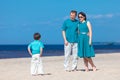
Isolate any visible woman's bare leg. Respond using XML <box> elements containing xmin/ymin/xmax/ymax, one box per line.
<box><xmin>86</xmin><ymin>58</ymin><xmax>96</xmax><ymax>71</ymax></box>
<box><xmin>83</xmin><ymin>58</ymin><xmax>89</xmax><ymax>72</ymax></box>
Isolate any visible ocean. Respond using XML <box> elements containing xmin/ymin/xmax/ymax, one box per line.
<box><xmin>0</xmin><ymin>44</ymin><xmax>120</xmax><ymax>59</ymax></box>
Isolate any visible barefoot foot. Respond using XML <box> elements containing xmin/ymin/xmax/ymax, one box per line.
<box><xmin>92</xmin><ymin>66</ymin><xmax>96</xmax><ymax>71</ymax></box>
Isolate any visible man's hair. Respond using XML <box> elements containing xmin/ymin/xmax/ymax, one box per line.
<box><xmin>33</xmin><ymin>33</ymin><xmax>41</xmax><ymax>40</ymax></box>
<box><xmin>70</xmin><ymin>10</ymin><xmax>77</xmax><ymax>16</ymax></box>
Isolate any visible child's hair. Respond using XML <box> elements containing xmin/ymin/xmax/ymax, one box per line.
<box><xmin>34</xmin><ymin>33</ymin><xmax>41</xmax><ymax>40</ymax></box>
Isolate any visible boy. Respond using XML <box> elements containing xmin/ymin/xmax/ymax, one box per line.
<box><xmin>28</xmin><ymin>32</ymin><xmax>44</xmax><ymax>76</ymax></box>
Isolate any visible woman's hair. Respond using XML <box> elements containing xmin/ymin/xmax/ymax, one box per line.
<box><xmin>78</xmin><ymin>12</ymin><xmax>87</xmax><ymax>21</ymax></box>
<box><xmin>34</xmin><ymin>32</ymin><xmax>41</xmax><ymax>40</ymax></box>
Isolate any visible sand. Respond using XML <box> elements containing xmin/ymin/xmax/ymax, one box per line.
<box><xmin>0</xmin><ymin>52</ymin><xmax>120</xmax><ymax>80</ymax></box>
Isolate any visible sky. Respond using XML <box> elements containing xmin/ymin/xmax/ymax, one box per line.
<box><xmin>0</xmin><ymin>0</ymin><xmax>120</xmax><ymax>44</ymax></box>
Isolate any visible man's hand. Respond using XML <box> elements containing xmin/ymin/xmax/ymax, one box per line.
<box><xmin>65</xmin><ymin>40</ymin><xmax>68</xmax><ymax>46</ymax></box>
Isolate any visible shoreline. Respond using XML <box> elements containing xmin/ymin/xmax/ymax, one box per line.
<box><xmin>0</xmin><ymin>49</ymin><xmax>120</xmax><ymax>59</ymax></box>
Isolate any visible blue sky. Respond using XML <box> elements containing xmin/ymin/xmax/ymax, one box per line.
<box><xmin>0</xmin><ymin>0</ymin><xmax>120</xmax><ymax>44</ymax></box>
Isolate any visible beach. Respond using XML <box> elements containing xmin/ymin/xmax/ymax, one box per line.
<box><xmin>0</xmin><ymin>52</ymin><xmax>120</xmax><ymax>80</ymax></box>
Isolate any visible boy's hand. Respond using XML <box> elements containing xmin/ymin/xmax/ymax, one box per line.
<box><xmin>28</xmin><ymin>47</ymin><xmax>32</xmax><ymax>56</ymax></box>
<box><xmin>40</xmin><ymin>48</ymin><xmax>43</xmax><ymax>57</ymax></box>
<box><xmin>40</xmin><ymin>54</ymin><xmax>42</xmax><ymax>57</ymax></box>
<box><xmin>29</xmin><ymin>52</ymin><xmax>32</xmax><ymax>56</ymax></box>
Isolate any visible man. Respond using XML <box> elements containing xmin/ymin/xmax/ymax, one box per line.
<box><xmin>62</xmin><ymin>10</ymin><xmax>78</xmax><ymax>71</ymax></box>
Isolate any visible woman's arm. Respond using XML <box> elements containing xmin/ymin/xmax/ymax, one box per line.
<box><xmin>87</xmin><ymin>21</ymin><xmax>92</xmax><ymax>45</ymax></box>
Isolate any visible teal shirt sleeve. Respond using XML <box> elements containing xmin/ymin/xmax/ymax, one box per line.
<box><xmin>40</xmin><ymin>42</ymin><xmax>44</xmax><ymax>48</ymax></box>
<box><xmin>28</xmin><ymin>43</ymin><xmax>32</xmax><ymax>48</ymax></box>
<box><xmin>62</xmin><ymin>20</ymin><xmax>67</xmax><ymax>31</ymax></box>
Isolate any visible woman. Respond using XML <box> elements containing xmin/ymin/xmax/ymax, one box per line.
<box><xmin>77</xmin><ymin>12</ymin><xmax>96</xmax><ymax>72</ymax></box>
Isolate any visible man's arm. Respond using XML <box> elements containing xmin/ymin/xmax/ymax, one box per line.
<box><xmin>62</xmin><ymin>31</ymin><xmax>68</xmax><ymax>46</ymax></box>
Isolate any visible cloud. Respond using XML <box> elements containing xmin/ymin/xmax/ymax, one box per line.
<box><xmin>88</xmin><ymin>13</ymin><xmax>120</xmax><ymax>19</ymax></box>
<box><xmin>62</xmin><ymin>13</ymin><xmax>120</xmax><ymax>20</ymax></box>
<box><xmin>37</xmin><ymin>21</ymin><xmax>51</xmax><ymax>25</ymax></box>
<box><xmin>106</xmin><ymin>14</ymin><xmax>113</xmax><ymax>18</ymax></box>
<box><xmin>0</xmin><ymin>23</ymin><xmax>15</xmax><ymax>29</ymax></box>
<box><xmin>92</xmin><ymin>14</ymin><xmax>103</xmax><ymax>19</ymax></box>
<box><xmin>63</xmin><ymin>16</ymin><xmax>69</xmax><ymax>20</ymax></box>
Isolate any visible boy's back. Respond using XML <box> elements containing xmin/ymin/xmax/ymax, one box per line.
<box><xmin>28</xmin><ymin>40</ymin><xmax>44</xmax><ymax>55</ymax></box>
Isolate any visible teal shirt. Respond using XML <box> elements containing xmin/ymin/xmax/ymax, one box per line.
<box><xmin>28</xmin><ymin>40</ymin><xmax>44</xmax><ymax>55</ymax></box>
<box><xmin>62</xmin><ymin>19</ymin><xmax>78</xmax><ymax>43</ymax></box>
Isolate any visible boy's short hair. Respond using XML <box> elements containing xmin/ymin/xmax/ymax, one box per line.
<box><xmin>34</xmin><ymin>33</ymin><xmax>41</xmax><ymax>40</ymax></box>
<box><xmin>70</xmin><ymin>10</ymin><xmax>77</xmax><ymax>16</ymax></box>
